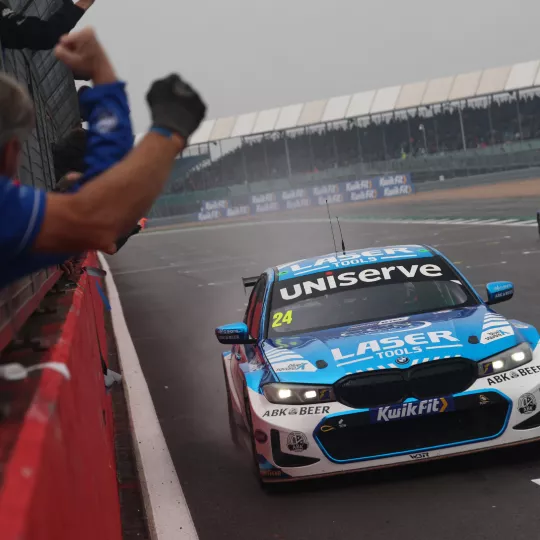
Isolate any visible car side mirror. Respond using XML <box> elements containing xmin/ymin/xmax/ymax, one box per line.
<box><xmin>215</xmin><ymin>322</ymin><xmax>256</xmax><ymax>345</ymax></box>
<box><xmin>486</xmin><ymin>281</ymin><xmax>514</xmax><ymax>305</ymax></box>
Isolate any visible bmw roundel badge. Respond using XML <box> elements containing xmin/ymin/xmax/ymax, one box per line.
<box><xmin>395</xmin><ymin>357</ymin><xmax>410</xmax><ymax>365</ymax></box>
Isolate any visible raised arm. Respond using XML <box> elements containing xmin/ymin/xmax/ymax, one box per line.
<box><xmin>32</xmin><ymin>29</ymin><xmax>206</xmax><ymax>253</ymax></box>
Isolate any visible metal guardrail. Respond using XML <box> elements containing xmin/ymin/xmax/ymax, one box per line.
<box><xmin>0</xmin><ymin>0</ymin><xmax>80</xmax><ymax>354</ymax></box>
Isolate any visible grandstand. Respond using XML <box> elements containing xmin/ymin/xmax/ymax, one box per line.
<box><xmin>147</xmin><ymin>59</ymin><xmax>540</xmax><ymax>218</ymax></box>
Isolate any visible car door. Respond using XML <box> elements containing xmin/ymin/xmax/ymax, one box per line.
<box><xmin>232</xmin><ymin>275</ymin><xmax>267</xmax><ymax>404</ymax></box>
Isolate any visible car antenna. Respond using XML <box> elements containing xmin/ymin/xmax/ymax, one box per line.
<box><xmin>336</xmin><ymin>216</ymin><xmax>347</xmax><ymax>255</ymax></box>
<box><xmin>325</xmin><ymin>199</ymin><xmax>338</xmax><ymax>256</ymax></box>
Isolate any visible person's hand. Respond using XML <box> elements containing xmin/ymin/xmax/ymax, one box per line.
<box><xmin>54</xmin><ymin>28</ymin><xmax>116</xmax><ymax>85</ymax></box>
<box><xmin>146</xmin><ymin>75</ymin><xmax>206</xmax><ymax>140</ymax></box>
<box><xmin>74</xmin><ymin>0</ymin><xmax>95</xmax><ymax>11</ymax></box>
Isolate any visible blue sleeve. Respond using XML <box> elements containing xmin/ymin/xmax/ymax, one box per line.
<box><xmin>0</xmin><ymin>181</ymin><xmax>46</xmax><ymax>257</ymax></box>
<box><xmin>78</xmin><ymin>81</ymin><xmax>134</xmax><ymax>185</ymax></box>
<box><xmin>0</xmin><ymin>181</ymin><xmax>71</xmax><ymax>289</ymax></box>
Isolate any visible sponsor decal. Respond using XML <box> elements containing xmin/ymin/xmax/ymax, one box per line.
<box><xmin>317</xmin><ymin>194</ymin><xmax>343</xmax><ymax>205</ymax></box>
<box><xmin>218</xmin><ymin>335</ymin><xmax>241</xmax><ymax>342</ymax></box>
<box><xmin>273</xmin><ymin>361</ymin><xmax>317</xmax><ymax>373</ymax></box>
<box><xmin>518</xmin><ymin>393</ymin><xmax>537</xmax><ymax>414</ymax></box>
<box><xmin>281</xmin><ymin>188</ymin><xmax>307</xmax><ymax>200</ymax></box>
<box><xmin>370</xmin><ymin>397</ymin><xmax>454</xmax><ymax>423</ymax></box>
<box><xmin>409</xmin><ymin>452</ymin><xmax>429</xmax><ymax>460</ymax></box>
<box><xmin>260</xmin><ymin>469</ymin><xmax>284</xmax><ymax>477</ymax></box>
<box><xmin>226</xmin><ymin>205</ymin><xmax>250</xmax><ymax>218</ymax></box>
<box><xmin>486</xmin><ymin>371</ymin><xmax>520</xmax><ymax>385</ymax></box>
<box><xmin>350</xmin><ymin>189</ymin><xmax>378</xmax><ymax>202</ymax></box>
<box><xmin>331</xmin><ymin>330</ymin><xmax>459</xmax><ymax>363</ymax></box>
<box><xmin>480</xmin><ymin>326</ymin><xmax>514</xmax><ymax>345</ymax></box>
<box><xmin>197</xmin><ymin>209</ymin><xmax>221</xmax><ymax>221</ymax></box>
<box><xmin>517</xmin><ymin>365</ymin><xmax>540</xmax><ymax>377</ymax></box>
<box><xmin>341</xmin><ymin>319</ymin><xmax>434</xmax><ymax>337</ymax></box>
<box><xmin>262</xmin><ymin>405</ymin><xmax>330</xmax><ymax>418</ymax></box>
<box><xmin>286</xmin><ymin>432</ymin><xmax>309</xmax><ymax>452</ymax></box>
<box><xmin>251</xmin><ymin>193</ymin><xmax>276</xmax><ymax>204</ymax></box>
<box><xmin>272</xmin><ymin>337</ymin><xmax>308</xmax><ymax>349</ymax></box>
<box><xmin>320</xmin><ymin>424</ymin><xmax>335</xmax><ymax>432</ymax></box>
<box><xmin>313</xmin><ymin>184</ymin><xmax>339</xmax><ymax>196</ymax></box>
<box><xmin>282</xmin><ymin>247</ymin><xmax>417</xmax><ymax>274</ymax></box>
<box><xmin>345</xmin><ymin>180</ymin><xmax>373</xmax><ymax>191</ymax></box>
<box><xmin>285</xmin><ymin>198</ymin><xmax>311</xmax><ymax>210</ymax></box>
<box><xmin>257</xmin><ymin>454</ymin><xmax>290</xmax><ymax>478</ymax></box>
<box><xmin>378</xmin><ymin>175</ymin><xmax>408</xmax><ymax>187</ymax></box>
<box><xmin>395</xmin><ymin>357</ymin><xmax>410</xmax><ymax>365</ymax></box>
<box><xmin>492</xmin><ymin>291</ymin><xmax>512</xmax><ymax>300</ymax></box>
<box><xmin>318</xmin><ymin>388</ymin><xmax>332</xmax><ymax>401</ymax></box>
<box><xmin>490</xmin><ymin>283</ymin><xmax>513</xmax><ymax>293</ymax></box>
<box><xmin>95</xmin><ymin>111</ymin><xmax>118</xmax><ymax>134</ymax></box>
<box><xmin>383</xmin><ymin>185</ymin><xmax>412</xmax><ymax>197</ymax></box>
<box><xmin>203</xmin><ymin>199</ymin><xmax>228</xmax><ymax>211</ymax></box>
<box><xmin>254</xmin><ymin>201</ymin><xmax>280</xmax><ymax>213</ymax></box>
<box><xmin>279</xmin><ymin>263</ymin><xmax>443</xmax><ymax>302</ymax></box>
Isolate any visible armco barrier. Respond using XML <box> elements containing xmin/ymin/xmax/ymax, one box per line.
<box><xmin>0</xmin><ymin>252</ymin><xmax>122</xmax><ymax>540</ymax></box>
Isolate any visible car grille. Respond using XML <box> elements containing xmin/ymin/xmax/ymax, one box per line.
<box><xmin>334</xmin><ymin>358</ymin><xmax>477</xmax><ymax>409</ymax></box>
<box><xmin>316</xmin><ymin>392</ymin><xmax>509</xmax><ymax>462</ymax></box>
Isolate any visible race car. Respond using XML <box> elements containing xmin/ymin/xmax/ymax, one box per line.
<box><xmin>215</xmin><ymin>244</ymin><xmax>540</xmax><ymax>487</ymax></box>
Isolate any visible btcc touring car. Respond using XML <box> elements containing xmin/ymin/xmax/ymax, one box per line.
<box><xmin>215</xmin><ymin>244</ymin><xmax>540</xmax><ymax>486</ymax></box>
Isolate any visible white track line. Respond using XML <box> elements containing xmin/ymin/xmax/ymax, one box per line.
<box><xmin>99</xmin><ymin>253</ymin><xmax>199</xmax><ymax>540</ymax></box>
<box><xmin>143</xmin><ymin>217</ymin><xmax>538</xmax><ymax>235</ymax></box>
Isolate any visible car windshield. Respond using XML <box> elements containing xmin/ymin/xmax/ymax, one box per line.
<box><xmin>268</xmin><ymin>256</ymin><xmax>478</xmax><ymax>337</ymax></box>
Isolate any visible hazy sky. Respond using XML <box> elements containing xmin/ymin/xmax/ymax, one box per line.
<box><xmin>78</xmin><ymin>0</ymin><xmax>540</xmax><ymax>133</ymax></box>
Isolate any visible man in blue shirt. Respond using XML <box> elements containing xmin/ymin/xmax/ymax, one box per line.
<box><xmin>0</xmin><ymin>28</ymin><xmax>206</xmax><ymax>288</ymax></box>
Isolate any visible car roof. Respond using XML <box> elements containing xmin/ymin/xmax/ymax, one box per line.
<box><xmin>274</xmin><ymin>244</ymin><xmax>437</xmax><ymax>280</ymax></box>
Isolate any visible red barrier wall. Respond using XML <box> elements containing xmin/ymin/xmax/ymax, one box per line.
<box><xmin>0</xmin><ymin>253</ymin><xmax>122</xmax><ymax>540</ymax></box>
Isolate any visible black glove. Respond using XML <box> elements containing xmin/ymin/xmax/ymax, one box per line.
<box><xmin>146</xmin><ymin>74</ymin><xmax>206</xmax><ymax>139</ymax></box>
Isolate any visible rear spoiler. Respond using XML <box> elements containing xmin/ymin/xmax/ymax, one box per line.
<box><xmin>242</xmin><ymin>276</ymin><xmax>258</xmax><ymax>294</ymax></box>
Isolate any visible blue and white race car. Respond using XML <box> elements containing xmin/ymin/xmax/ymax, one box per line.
<box><xmin>215</xmin><ymin>245</ymin><xmax>540</xmax><ymax>486</ymax></box>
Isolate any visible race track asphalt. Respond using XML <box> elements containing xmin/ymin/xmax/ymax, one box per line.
<box><xmin>107</xmin><ymin>198</ymin><xmax>540</xmax><ymax>540</ymax></box>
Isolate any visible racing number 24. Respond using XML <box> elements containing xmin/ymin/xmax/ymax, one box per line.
<box><xmin>272</xmin><ymin>310</ymin><xmax>293</xmax><ymax>328</ymax></box>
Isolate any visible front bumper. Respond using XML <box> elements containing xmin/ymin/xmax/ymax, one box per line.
<box><xmin>249</xmin><ymin>352</ymin><xmax>540</xmax><ymax>481</ymax></box>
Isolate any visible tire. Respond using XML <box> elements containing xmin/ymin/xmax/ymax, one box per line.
<box><xmin>243</xmin><ymin>386</ymin><xmax>287</xmax><ymax>494</ymax></box>
<box><xmin>222</xmin><ymin>361</ymin><xmax>240</xmax><ymax>446</ymax></box>
<box><xmin>243</xmin><ymin>387</ymin><xmax>268</xmax><ymax>486</ymax></box>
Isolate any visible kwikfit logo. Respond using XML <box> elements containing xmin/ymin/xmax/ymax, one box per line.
<box><xmin>370</xmin><ymin>397</ymin><xmax>454</xmax><ymax>423</ymax></box>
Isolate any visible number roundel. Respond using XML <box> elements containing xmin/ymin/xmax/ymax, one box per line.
<box><xmin>272</xmin><ymin>310</ymin><xmax>293</xmax><ymax>328</ymax></box>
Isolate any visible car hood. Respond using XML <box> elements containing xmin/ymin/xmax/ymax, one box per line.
<box><xmin>261</xmin><ymin>306</ymin><xmax>532</xmax><ymax>385</ymax></box>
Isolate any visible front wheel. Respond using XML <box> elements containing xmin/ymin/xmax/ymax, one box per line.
<box><xmin>222</xmin><ymin>361</ymin><xmax>240</xmax><ymax>446</ymax></box>
<box><xmin>243</xmin><ymin>386</ymin><xmax>284</xmax><ymax>494</ymax></box>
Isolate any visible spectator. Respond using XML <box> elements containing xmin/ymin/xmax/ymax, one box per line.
<box><xmin>0</xmin><ymin>27</ymin><xmax>206</xmax><ymax>288</ymax></box>
<box><xmin>0</xmin><ymin>0</ymin><xmax>95</xmax><ymax>50</ymax></box>
<box><xmin>53</xmin><ymin>127</ymin><xmax>88</xmax><ymax>180</ymax></box>
<box><xmin>53</xmin><ymin>85</ymin><xmax>97</xmax><ymax>180</ymax></box>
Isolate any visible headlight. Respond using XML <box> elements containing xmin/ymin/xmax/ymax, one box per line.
<box><xmin>478</xmin><ymin>343</ymin><xmax>533</xmax><ymax>377</ymax></box>
<box><xmin>262</xmin><ymin>383</ymin><xmax>336</xmax><ymax>405</ymax></box>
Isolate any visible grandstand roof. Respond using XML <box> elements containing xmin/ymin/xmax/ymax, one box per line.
<box><xmin>181</xmin><ymin>59</ymin><xmax>540</xmax><ymax>146</ymax></box>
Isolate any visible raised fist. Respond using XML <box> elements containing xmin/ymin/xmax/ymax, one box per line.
<box><xmin>146</xmin><ymin>74</ymin><xmax>206</xmax><ymax>140</ymax></box>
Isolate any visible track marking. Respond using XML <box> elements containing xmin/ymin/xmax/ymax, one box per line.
<box><xmin>143</xmin><ymin>216</ymin><xmax>539</xmax><ymax>236</ymax></box>
<box><xmin>465</xmin><ymin>261</ymin><xmax>507</xmax><ymax>269</ymax></box>
<box><xmin>531</xmin><ymin>478</ymin><xmax>540</xmax><ymax>487</ymax></box>
<box><xmin>99</xmin><ymin>253</ymin><xmax>199</xmax><ymax>540</ymax></box>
